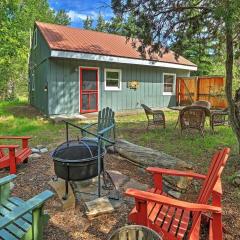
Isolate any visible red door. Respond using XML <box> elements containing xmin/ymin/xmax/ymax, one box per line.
<box><xmin>80</xmin><ymin>67</ymin><xmax>98</xmax><ymax>113</ymax></box>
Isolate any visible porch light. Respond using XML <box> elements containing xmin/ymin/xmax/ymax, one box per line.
<box><xmin>44</xmin><ymin>84</ymin><xmax>48</xmax><ymax>92</ymax></box>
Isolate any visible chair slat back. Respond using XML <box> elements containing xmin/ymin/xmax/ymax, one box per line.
<box><xmin>0</xmin><ymin>149</ymin><xmax>4</xmax><ymax>158</ymax></box>
<box><xmin>189</xmin><ymin>148</ymin><xmax>230</xmax><ymax>236</ymax></box>
<box><xmin>141</xmin><ymin>104</ymin><xmax>153</xmax><ymax>116</ymax></box>
<box><xmin>192</xmin><ymin>100</ymin><xmax>211</xmax><ymax>109</ymax></box>
<box><xmin>180</xmin><ymin>106</ymin><xmax>206</xmax><ymax>129</ymax></box>
<box><xmin>97</xmin><ymin>107</ymin><xmax>115</xmax><ymax>139</ymax></box>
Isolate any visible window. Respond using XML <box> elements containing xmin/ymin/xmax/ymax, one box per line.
<box><xmin>163</xmin><ymin>73</ymin><xmax>176</xmax><ymax>95</ymax></box>
<box><xmin>104</xmin><ymin>69</ymin><xmax>122</xmax><ymax>91</ymax></box>
<box><xmin>33</xmin><ymin>28</ymin><xmax>37</xmax><ymax>48</ymax></box>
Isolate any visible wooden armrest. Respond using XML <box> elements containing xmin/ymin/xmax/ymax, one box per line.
<box><xmin>82</xmin><ymin>123</ymin><xmax>97</xmax><ymax>130</ymax></box>
<box><xmin>146</xmin><ymin>167</ymin><xmax>206</xmax><ymax>180</ymax></box>
<box><xmin>0</xmin><ymin>145</ymin><xmax>19</xmax><ymax>149</ymax></box>
<box><xmin>0</xmin><ymin>136</ymin><xmax>31</xmax><ymax>140</ymax></box>
<box><xmin>98</xmin><ymin>124</ymin><xmax>115</xmax><ymax>135</ymax></box>
<box><xmin>0</xmin><ymin>175</ymin><xmax>16</xmax><ymax>186</ymax></box>
<box><xmin>0</xmin><ymin>190</ymin><xmax>54</xmax><ymax>229</ymax></box>
<box><xmin>125</xmin><ymin>189</ymin><xmax>221</xmax><ymax>213</ymax></box>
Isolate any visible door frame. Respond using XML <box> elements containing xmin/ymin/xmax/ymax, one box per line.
<box><xmin>79</xmin><ymin>66</ymin><xmax>100</xmax><ymax>114</ymax></box>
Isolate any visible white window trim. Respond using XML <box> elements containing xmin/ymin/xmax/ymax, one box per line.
<box><xmin>104</xmin><ymin>68</ymin><xmax>122</xmax><ymax>91</ymax></box>
<box><xmin>33</xmin><ymin>28</ymin><xmax>37</xmax><ymax>49</ymax></box>
<box><xmin>163</xmin><ymin>73</ymin><xmax>176</xmax><ymax>95</ymax></box>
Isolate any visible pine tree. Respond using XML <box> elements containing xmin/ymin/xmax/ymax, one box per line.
<box><xmin>95</xmin><ymin>14</ymin><xmax>107</xmax><ymax>32</ymax></box>
<box><xmin>83</xmin><ymin>16</ymin><xmax>93</xmax><ymax>30</ymax></box>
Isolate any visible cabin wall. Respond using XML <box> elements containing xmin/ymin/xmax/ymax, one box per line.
<box><xmin>48</xmin><ymin>58</ymin><xmax>190</xmax><ymax>115</ymax></box>
<box><xmin>29</xmin><ymin>26</ymin><xmax>51</xmax><ymax>114</ymax></box>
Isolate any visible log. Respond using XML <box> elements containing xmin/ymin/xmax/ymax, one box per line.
<box><xmin>113</xmin><ymin>139</ymin><xmax>193</xmax><ymax>192</ymax></box>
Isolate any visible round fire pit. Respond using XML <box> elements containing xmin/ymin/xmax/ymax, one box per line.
<box><xmin>52</xmin><ymin>139</ymin><xmax>106</xmax><ymax>199</ymax></box>
<box><xmin>52</xmin><ymin>139</ymin><xmax>106</xmax><ymax>181</ymax></box>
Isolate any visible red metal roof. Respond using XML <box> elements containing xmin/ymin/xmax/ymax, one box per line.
<box><xmin>36</xmin><ymin>21</ymin><xmax>196</xmax><ymax>67</ymax></box>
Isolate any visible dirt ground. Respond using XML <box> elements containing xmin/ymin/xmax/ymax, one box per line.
<box><xmin>1</xmin><ymin>151</ymin><xmax>240</xmax><ymax>239</ymax></box>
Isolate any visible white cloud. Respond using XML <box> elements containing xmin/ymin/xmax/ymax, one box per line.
<box><xmin>67</xmin><ymin>9</ymin><xmax>113</xmax><ymax>23</ymax></box>
<box><xmin>67</xmin><ymin>10</ymin><xmax>89</xmax><ymax>21</ymax></box>
<box><xmin>67</xmin><ymin>10</ymin><xmax>101</xmax><ymax>23</ymax></box>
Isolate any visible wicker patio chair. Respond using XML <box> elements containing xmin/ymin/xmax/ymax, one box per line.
<box><xmin>210</xmin><ymin>108</ymin><xmax>229</xmax><ymax>131</ymax></box>
<box><xmin>141</xmin><ymin>104</ymin><xmax>166</xmax><ymax>129</ymax></box>
<box><xmin>192</xmin><ymin>100</ymin><xmax>211</xmax><ymax>117</ymax></box>
<box><xmin>180</xmin><ymin>105</ymin><xmax>206</xmax><ymax>136</ymax></box>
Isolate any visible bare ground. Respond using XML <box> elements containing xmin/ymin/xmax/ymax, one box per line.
<box><xmin>1</xmin><ymin>150</ymin><xmax>239</xmax><ymax>240</ymax></box>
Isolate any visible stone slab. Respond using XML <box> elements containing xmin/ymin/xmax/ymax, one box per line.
<box><xmin>85</xmin><ymin>196</ymin><xmax>114</xmax><ymax>219</ymax></box>
<box><xmin>40</xmin><ymin>147</ymin><xmax>48</xmax><ymax>153</ymax></box>
<box><xmin>31</xmin><ymin>148</ymin><xmax>40</xmax><ymax>153</ymax></box>
<box><xmin>108</xmin><ymin>170</ymin><xmax>129</xmax><ymax>188</ymax></box>
<box><xmin>122</xmin><ymin>178</ymin><xmax>148</xmax><ymax>192</ymax></box>
<box><xmin>49</xmin><ymin>178</ymin><xmax>75</xmax><ymax>210</ymax></box>
<box><xmin>29</xmin><ymin>153</ymin><xmax>41</xmax><ymax>159</ymax></box>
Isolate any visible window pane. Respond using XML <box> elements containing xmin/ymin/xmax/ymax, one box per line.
<box><xmin>106</xmin><ymin>71</ymin><xmax>119</xmax><ymax>79</ymax></box>
<box><xmin>82</xmin><ymin>70</ymin><xmax>97</xmax><ymax>90</ymax></box>
<box><xmin>106</xmin><ymin>79</ymin><xmax>119</xmax><ymax>87</ymax></box>
<box><xmin>89</xmin><ymin>94</ymin><xmax>97</xmax><ymax>110</ymax></box>
<box><xmin>164</xmin><ymin>84</ymin><xmax>173</xmax><ymax>92</ymax></box>
<box><xmin>82</xmin><ymin>94</ymin><xmax>88</xmax><ymax>110</ymax></box>
<box><xmin>164</xmin><ymin>74</ymin><xmax>174</xmax><ymax>92</ymax></box>
<box><xmin>164</xmin><ymin>75</ymin><xmax>174</xmax><ymax>84</ymax></box>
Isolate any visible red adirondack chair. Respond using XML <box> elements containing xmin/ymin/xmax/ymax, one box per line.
<box><xmin>125</xmin><ymin>148</ymin><xmax>230</xmax><ymax>240</ymax></box>
<box><xmin>0</xmin><ymin>136</ymin><xmax>32</xmax><ymax>174</ymax></box>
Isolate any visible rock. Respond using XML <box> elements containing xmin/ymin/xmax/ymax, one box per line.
<box><xmin>49</xmin><ymin>178</ymin><xmax>75</xmax><ymax>210</ymax></box>
<box><xmin>108</xmin><ymin>170</ymin><xmax>129</xmax><ymax>188</ymax></box>
<box><xmin>85</xmin><ymin>196</ymin><xmax>114</xmax><ymax>219</ymax></box>
<box><xmin>10</xmin><ymin>182</ymin><xmax>14</xmax><ymax>190</ymax></box>
<box><xmin>31</xmin><ymin>148</ymin><xmax>40</xmax><ymax>153</ymax></box>
<box><xmin>168</xmin><ymin>190</ymin><xmax>181</xmax><ymax>199</ymax></box>
<box><xmin>123</xmin><ymin>178</ymin><xmax>148</xmax><ymax>192</ymax></box>
<box><xmin>233</xmin><ymin>177</ymin><xmax>240</xmax><ymax>186</ymax></box>
<box><xmin>114</xmin><ymin>139</ymin><xmax>193</xmax><ymax>192</ymax></box>
<box><xmin>29</xmin><ymin>153</ymin><xmax>41</xmax><ymax>159</ymax></box>
<box><xmin>107</xmin><ymin>146</ymin><xmax>116</xmax><ymax>154</ymax></box>
<box><xmin>40</xmin><ymin>148</ymin><xmax>48</xmax><ymax>153</ymax></box>
<box><xmin>36</xmin><ymin>145</ymin><xmax>44</xmax><ymax>149</ymax></box>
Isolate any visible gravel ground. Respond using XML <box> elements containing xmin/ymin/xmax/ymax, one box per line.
<box><xmin>1</xmin><ymin>152</ymin><xmax>239</xmax><ymax>239</ymax></box>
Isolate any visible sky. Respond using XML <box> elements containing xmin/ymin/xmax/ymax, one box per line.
<box><xmin>48</xmin><ymin>0</ymin><xmax>113</xmax><ymax>28</ymax></box>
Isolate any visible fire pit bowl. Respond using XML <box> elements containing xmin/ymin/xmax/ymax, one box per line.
<box><xmin>52</xmin><ymin>139</ymin><xmax>106</xmax><ymax>182</ymax></box>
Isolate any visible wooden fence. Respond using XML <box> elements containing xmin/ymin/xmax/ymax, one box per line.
<box><xmin>176</xmin><ymin>76</ymin><xmax>227</xmax><ymax>109</ymax></box>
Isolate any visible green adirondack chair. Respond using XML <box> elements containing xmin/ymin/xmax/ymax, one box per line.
<box><xmin>81</xmin><ymin>107</ymin><xmax>116</xmax><ymax>145</ymax></box>
<box><xmin>0</xmin><ymin>175</ymin><xmax>54</xmax><ymax>240</ymax></box>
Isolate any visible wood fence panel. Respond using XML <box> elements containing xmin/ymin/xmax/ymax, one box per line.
<box><xmin>177</xmin><ymin>76</ymin><xmax>227</xmax><ymax>109</ymax></box>
<box><xmin>177</xmin><ymin>77</ymin><xmax>197</xmax><ymax>106</ymax></box>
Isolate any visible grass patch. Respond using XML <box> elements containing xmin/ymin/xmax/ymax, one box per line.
<box><xmin>0</xmin><ymin>101</ymin><xmax>239</xmax><ymax>238</ymax></box>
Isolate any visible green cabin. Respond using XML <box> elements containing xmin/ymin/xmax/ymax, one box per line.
<box><xmin>29</xmin><ymin>22</ymin><xmax>197</xmax><ymax>116</ymax></box>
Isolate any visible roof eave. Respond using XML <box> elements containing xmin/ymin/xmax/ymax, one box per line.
<box><xmin>50</xmin><ymin>50</ymin><xmax>198</xmax><ymax>71</ymax></box>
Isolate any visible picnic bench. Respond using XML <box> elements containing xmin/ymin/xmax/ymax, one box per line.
<box><xmin>125</xmin><ymin>147</ymin><xmax>230</xmax><ymax>240</ymax></box>
<box><xmin>0</xmin><ymin>136</ymin><xmax>32</xmax><ymax>174</ymax></box>
<box><xmin>0</xmin><ymin>175</ymin><xmax>54</xmax><ymax>240</ymax></box>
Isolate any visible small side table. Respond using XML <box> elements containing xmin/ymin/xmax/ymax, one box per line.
<box><xmin>169</xmin><ymin>106</ymin><xmax>186</xmax><ymax>128</ymax></box>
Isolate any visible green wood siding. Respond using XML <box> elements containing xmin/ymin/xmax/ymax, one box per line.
<box><xmin>29</xmin><ymin>26</ymin><xmax>51</xmax><ymax>114</ymax></box>
<box><xmin>29</xmin><ymin>25</ymin><xmax>191</xmax><ymax>115</ymax></box>
<box><xmin>47</xmin><ymin>58</ymin><xmax>190</xmax><ymax>115</ymax></box>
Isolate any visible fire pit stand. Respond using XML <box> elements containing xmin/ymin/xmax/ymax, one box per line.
<box><xmin>52</xmin><ymin>121</ymin><xmax>118</xmax><ymax>200</ymax></box>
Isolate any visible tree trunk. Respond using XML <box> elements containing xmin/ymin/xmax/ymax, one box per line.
<box><xmin>114</xmin><ymin>139</ymin><xmax>193</xmax><ymax>192</ymax></box>
<box><xmin>225</xmin><ymin>21</ymin><xmax>240</xmax><ymax>153</ymax></box>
